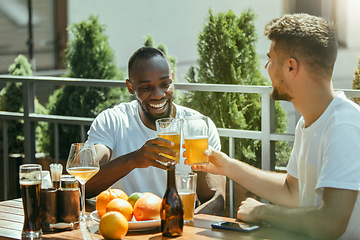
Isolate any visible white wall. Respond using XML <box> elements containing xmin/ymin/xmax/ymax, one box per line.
<box><xmin>68</xmin><ymin>0</ymin><xmax>283</xmax><ymax>82</ymax></box>
<box><xmin>335</xmin><ymin>0</ymin><xmax>360</xmax><ymax>49</ymax></box>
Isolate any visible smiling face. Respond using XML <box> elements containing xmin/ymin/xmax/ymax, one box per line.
<box><xmin>265</xmin><ymin>41</ymin><xmax>293</xmax><ymax>102</ymax></box>
<box><xmin>126</xmin><ymin>55</ymin><xmax>175</xmax><ymax>129</ymax></box>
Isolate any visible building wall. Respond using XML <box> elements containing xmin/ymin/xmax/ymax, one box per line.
<box><xmin>335</xmin><ymin>0</ymin><xmax>360</xmax><ymax>49</ymax></box>
<box><xmin>0</xmin><ymin>0</ymin><xmax>55</xmax><ymax>73</ymax></box>
<box><xmin>67</xmin><ymin>0</ymin><xmax>284</xmax><ymax>82</ymax></box>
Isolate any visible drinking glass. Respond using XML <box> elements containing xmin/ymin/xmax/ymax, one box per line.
<box><xmin>155</xmin><ymin>118</ymin><xmax>182</xmax><ymax>163</ymax></box>
<box><xmin>175</xmin><ymin>171</ymin><xmax>197</xmax><ymax>222</ymax></box>
<box><xmin>19</xmin><ymin>164</ymin><xmax>43</xmax><ymax>238</ymax></box>
<box><xmin>66</xmin><ymin>143</ymin><xmax>99</xmax><ymax>221</ymax></box>
<box><xmin>182</xmin><ymin>115</ymin><xmax>209</xmax><ymax>165</ymax></box>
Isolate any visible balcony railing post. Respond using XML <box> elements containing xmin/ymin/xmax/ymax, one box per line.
<box><xmin>229</xmin><ymin>137</ymin><xmax>235</xmax><ymax>218</ymax></box>
<box><xmin>270</xmin><ymin>98</ymin><xmax>276</xmax><ymax>171</ymax></box>
<box><xmin>81</xmin><ymin>125</ymin><xmax>85</xmax><ymax>143</ymax></box>
<box><xmin>2</xmin><ymin>120</ymin><xmax>8</xmax><ymax>200</ymax></box>
<box><xmin>55</xmin><ymin>123</ymin><xmax>59</xmax><ymax>163</ymax></box>
<box><xmin>23</xmin><ymin>82</ymin><xmax>36</xmax><ymax>163</ymax></box>
<box><xmin>261</xmin><ymin>92</ymin><xmax>271</xmax><ymax>171</ymax></box>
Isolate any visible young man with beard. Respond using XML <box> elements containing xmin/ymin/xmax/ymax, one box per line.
<box><xmin>86</xmin><ymin>47</ymin><xmax>226</xmax><ymax>216</ymax></box>
<box><xmin>190</xmin><ymin>13</ymin><xmax>360</xmax><ymax>239</ymax></box>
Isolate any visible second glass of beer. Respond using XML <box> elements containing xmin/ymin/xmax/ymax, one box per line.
<box><xmin>155</xmin><ymin>118</ymin><xmax>181</xmax><ymax>163</ymax></box>
<box><xmin>19</xmin><ymin>164</ymin><xmax>43</xmax><ymax>238</ymax></box>
<box><xmin>176</xmin><ymin>171</ymin><xmax>197</xmax><ymax>222</ymax></box>
<box><xmin>183</xmin><ymin>115</ymin><xmax>209</xmax><ymax>165</ymax></box>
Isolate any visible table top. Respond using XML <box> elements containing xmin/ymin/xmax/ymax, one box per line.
<box><xmin>0</xmin><ymin>198</ymin><xmax>312</xmax><ymax>240</ymax></box>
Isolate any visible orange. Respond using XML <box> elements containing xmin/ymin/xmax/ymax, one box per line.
<box><xmin>99</xmin><ymin>211</ymin><xmax>128</xmax><ymax>239</ymax></box>
<box><xmin>106</xmin><ymin>198</ymin><xmax>133</xmax><ymax>221</ymax></box>
<box><xmin>96</xmin><ymin>189</ymin><xmax>128</xmax><ymax>217</ymax></box>
<box><xmin>127</xmin><ymin>192</ymin><xmax>143</xmax><ymax>208</ymax></box>
<box><xmin>133</xmin><ymin>193</ymin><xmax>162</xmax><ymax>221</ymax></box>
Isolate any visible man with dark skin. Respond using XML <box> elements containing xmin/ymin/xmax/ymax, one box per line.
<box><xmin>86</xmin><ymin>47</ymin><xmax>226</xmax><ymax>215</ymax></box>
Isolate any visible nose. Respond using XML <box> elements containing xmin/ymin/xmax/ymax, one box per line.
<box><xmin>264</xmin><ymin>61</ymin><xmax>269</xmax><ymax>70</ymax></box>
<box><xmin>152</xmin><ymin>86</ymin><xmax>166</xmax><ymax>99</ymax></box>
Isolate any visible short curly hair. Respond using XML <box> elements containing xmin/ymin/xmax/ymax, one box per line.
<box><xmin>264</xmin><ymin>13</ymin><xmax>338</xmax><ymax>77</ymax></box>
<box><xmin>128</xmin><ymin>47</ymin><xmax>167</xmax><ymax>79</ymax></box>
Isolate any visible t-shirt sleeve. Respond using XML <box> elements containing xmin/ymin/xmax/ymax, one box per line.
<box><xmin>316</xmin><ymin>124</ymin><xmax>360</xmax><ymax>192</ymax></box>
<box><xmin>286</xmin><ymin>149</ymin><xmax>298</xmax><ymax>179</ymax></box>
<box><xmin>286</xmin><ymin>119</ymin><xmax>303</xmax><ymax>179</ymax></box>
<box><xmin>87</xmin><ymin>110</ymin><xmax>116</xmax><ymax>150</ymax></box>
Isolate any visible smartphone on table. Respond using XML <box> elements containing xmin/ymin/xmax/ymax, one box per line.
<box><xmin>211</xmin><ymin>221</ymin><xmax>259</xmax><ymax>232</ymax></box>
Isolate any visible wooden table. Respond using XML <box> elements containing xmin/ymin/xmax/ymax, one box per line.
<box><xmin>0</xmin><ymin>198</ymin><xmax>312</xmax><ymax>240</ymax></box>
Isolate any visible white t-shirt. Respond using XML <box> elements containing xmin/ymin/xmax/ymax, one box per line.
<box><xmin>287</xmin><ymin>92</ymin><xmax>360</xmax><ymax>239</ymax></box>
<box><xmin>87</xmin><ymin>100</ymin><xmax>221</xmax><ymax>197</ymax></box>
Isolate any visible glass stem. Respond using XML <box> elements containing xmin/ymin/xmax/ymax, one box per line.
<box><xmin>81</xmin><ymin>183</ymin><xmax>85</xmax><ymax>221</ymax></box>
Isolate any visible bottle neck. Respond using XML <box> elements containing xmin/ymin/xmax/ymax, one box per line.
<box><xmin>167</xmin><ymin>165</ymin><xmax>176</xmax><ymax>189</ymax></box>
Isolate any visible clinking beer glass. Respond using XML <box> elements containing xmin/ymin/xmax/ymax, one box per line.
<box><xmin>183</xmin><ymin>115</ymin><xmax>209</xmax><ymax>165</ymax></box>
<box><xmin>155</xmin><ymin>118</ymin><xmax>182</xmax><ymax>163</ymax></box>
<box><xmin>19</xmin><ymin>164</ymin><xmax>43</xmax><ymax>238</ymax></box>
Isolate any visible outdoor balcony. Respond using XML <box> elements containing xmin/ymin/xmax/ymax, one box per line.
<box><xmin>1</xmin><ymin>74</ymin><xmax>360</xmax><ymax>218</ymax></box>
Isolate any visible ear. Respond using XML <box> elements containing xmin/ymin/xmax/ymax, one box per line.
<box><xmin>171</xmin><ymin>70</ymin><xmax>174</xmax><ymax>79</ymax></box>
<box><xmin>288</xmin><ymin>58</ymin><xmax>298</xmax><ymax>77</ymax></box>
<box><xmin>126</xmin><ymin>79</ymin><xmax>135</xmax><ymax>95</ymax></box>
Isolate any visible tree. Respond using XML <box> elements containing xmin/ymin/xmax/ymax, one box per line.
<box><xmin>143</xmin><ymin>35</ymin><xmax>177</xmax><ymax>81</ymax></box>
<box><xmin>179</xmin><ymin>9</ymin><xmax>291</xmax><ymax>168</ymax></box>
<box><xmin>0</xmin><ymin>54</ymin><xmax>47</xmax><ymax>154</ymax></box>
<box><xmin>352</xmin><ymin>56</ymin><xmax>360</xmax><ymax>104</ymax></box>
<box><xmin>43</xmin><ymin>15</ymin><xmax>130</xmax><ymax>159</ymax></box>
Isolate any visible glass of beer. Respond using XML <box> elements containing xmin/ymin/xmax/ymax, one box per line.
<box><xmin>66</xmin><ymin>143</ymin><xmax>99</xmax><ymax>221</ymax></box>
<box><xmin>19</xmin><ymin>164</ymin><xmax>43</xmax><ymax>238</ymax></box>
<box><xmin>182</xmin><ymin>115</ymin><xmax>209</xmax><ymax>165</ymax></box>
<box><xmin>156</xmin><ymin>118</ymin><xmax>181</xmax><ymax>163</ymax></box>
<box><xmin>175</xmin><ymin>171</ymin><xmax>197</xmax><ymax>222</ymax></box>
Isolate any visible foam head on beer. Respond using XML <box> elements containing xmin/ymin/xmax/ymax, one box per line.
<box><xmin>20</xmin><ymin>170</ymin><xmax>42</xmax><ymax>183</ymax></box>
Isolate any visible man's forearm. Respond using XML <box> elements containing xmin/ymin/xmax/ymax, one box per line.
<box><xmin>252</xmin><ymin>203</ymin><xmax>348</xmax><ymax>240</ymax></box>
<box><xmin>225</xmin><ymin>158</ymin><xmax>298</xmax><ymax>207</ymax></box>
<box><xmin>194</xmin><ymin>172</ymin><xmax>226</xmax><ymax>216</ymax></box>
<box><xmin>85</xmin><ymin>152</ymin><xmax>136</xmax><ymax>198</ymax></box>
<box><xmin>195</xmin><ymin>191</ymin><xmax>225</xmax><ymax>216</ymax></box>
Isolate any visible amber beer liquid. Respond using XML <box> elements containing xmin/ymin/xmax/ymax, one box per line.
<box><xmin>184</xmin><ymin>136</ymin><xmax>209</xmax><ymax>165</ymax></box>
<box><xmin>158</xmin><ymin>133</ymin><xmax>181</xmax><ymax>162</ymax></box>
<box><xmin>161</xmin><ymin>163</ymin><xmax>184</xmax><ymax>237</ymax></box>
<box><xmin>179</xmin><ymin>191</ymin><xmax>196</xmax><ymax>222</ymax></box>
<box><xmin>20</xmin><ymin>180</ymin><xmax>41</xmax><ymax>234</ymax></box>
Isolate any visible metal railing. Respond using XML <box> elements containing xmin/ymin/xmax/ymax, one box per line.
<box><xmin>1</xmin><ymin>75</ymin><xmax>360</xmax><ymax>217</ymax></box>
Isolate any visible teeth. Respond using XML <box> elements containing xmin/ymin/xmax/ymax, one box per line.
<box><xmin>149</xmin><ymin>100</ymin><xmax>167</xmax><ymax>108</ymax></box>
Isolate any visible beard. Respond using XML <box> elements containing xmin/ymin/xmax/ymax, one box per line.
<box><xmin>270</xmin><ymin>87</ymin><xmax>293</xmax><ymax>101</ymax></box>
<box><xmin>270</xmin><ymin>74</ymin><xmax>293</xmax><ymax>101</ymax></box>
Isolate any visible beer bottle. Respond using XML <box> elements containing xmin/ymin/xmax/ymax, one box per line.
<box><xmin>161</xmin><ymin>162</ymin><xmax>184</xmax><ymax>237</ymax></box>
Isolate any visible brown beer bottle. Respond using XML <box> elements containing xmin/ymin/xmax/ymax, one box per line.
<box><xmin>161</xmin><ymin>162</ymin><xmax>184</xmax><ymax>237</ymax></box>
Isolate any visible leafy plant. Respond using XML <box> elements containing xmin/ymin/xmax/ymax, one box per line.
<box><xmin>352</xmin><ymin>56</ymin><xmax>360</xmax><ymax>104</ymax></box>
<box><xmin>0</xmin><ymin>54</ymin><xmax>47</xmax><ymax>154</ymax></box>
<box><xmin>42</xmin><ymin>15</ymin><xmax>130</xmax><ymax>159</ymax></box>
<box><xmin>179</xmin><ymin>9</ymin><xmax>291</xmax><ymax>168</ymax></box>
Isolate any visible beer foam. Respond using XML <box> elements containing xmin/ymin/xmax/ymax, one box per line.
<box><xmin>20</xmin><ymin>171</ymin><xmax>41</xmax><ymax>182</ymax></box>
<box><xmin>184</xmin><ymin>135</ymin><xmax>208</xmax><ymax>140</ymax></box>
<box><xmin>20</xmin><ymin>179</ymin><xmax>41</xmax><ymax>185</ymax></box>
